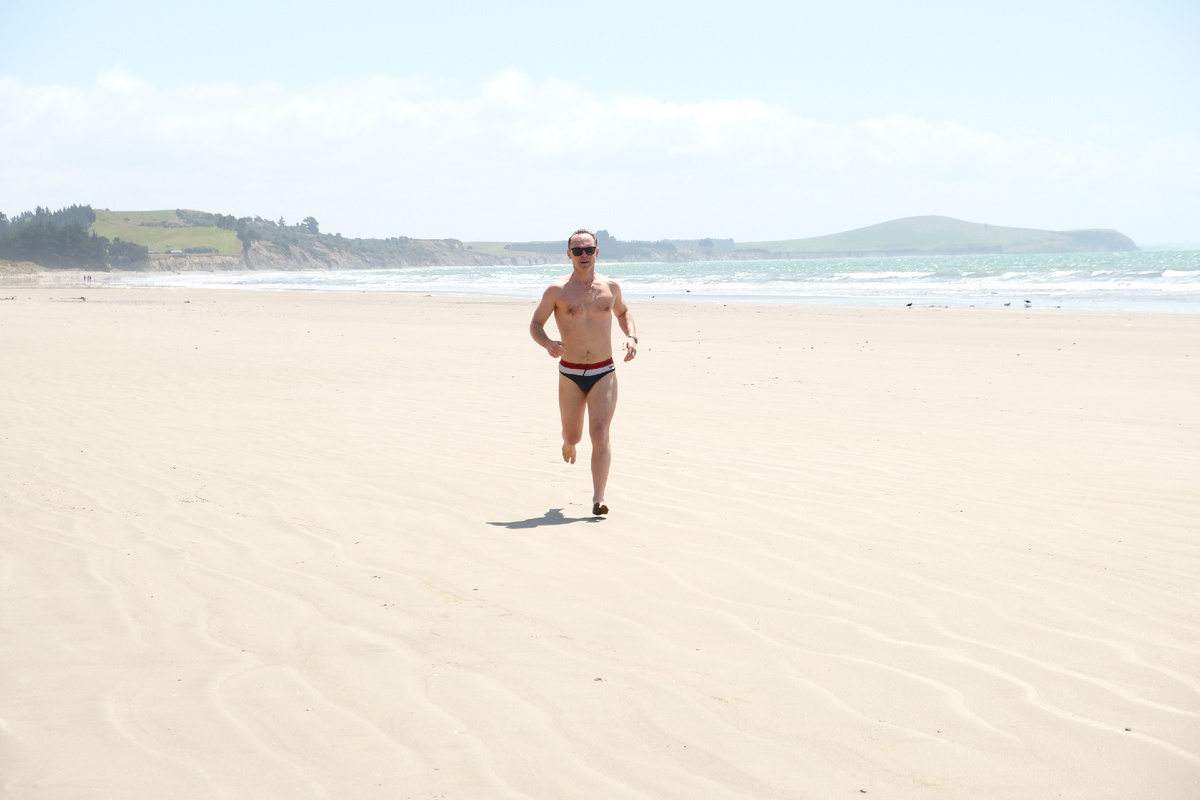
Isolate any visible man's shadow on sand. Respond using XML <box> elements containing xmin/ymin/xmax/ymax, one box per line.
<box><xmin>487</xmin><ymin>508</ymin><xmax>605</xmax><ymax>530</ymax></box>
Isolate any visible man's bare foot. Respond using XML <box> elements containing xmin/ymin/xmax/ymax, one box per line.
<box><xmin>562</xmin><ymin>443</ymin><xmax>576</xmax><ymax>464</ymax></box>
<box><xmin>592</xmin><ymin>502</ymin><xmax>608</xmax><ymax>516</ymax></box>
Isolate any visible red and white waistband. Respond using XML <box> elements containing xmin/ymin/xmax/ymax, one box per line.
<box><xmin>558</xmin><ymin>357</ymin><xmax>615</xmax><ymax>376</ymax></box>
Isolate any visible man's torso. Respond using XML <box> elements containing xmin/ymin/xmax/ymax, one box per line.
<box><xmin>552</xmin><ymin>276</ymin><xmax>616</xmax><ymax>364</ymax></box>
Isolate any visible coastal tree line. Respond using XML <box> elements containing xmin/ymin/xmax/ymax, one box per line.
<box><xmin>0</xmin><ymin>205</ymin><xmax>149</xmax><ymax>270</ymax></box>
<box><xmin>176</xmin><ymin>209</ymin><xmax>326</xmax><ymax>253</ymax></box>
<box><xmin>204</xmin><ymin>211</ymin><xmax>446</xmax><ymax>263</ymax></box>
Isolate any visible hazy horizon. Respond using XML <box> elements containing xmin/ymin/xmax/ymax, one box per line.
<box><xmin>2</xmin><ymin>1</ymin><xmax>1197</xmax><ymax>245</ymax></box>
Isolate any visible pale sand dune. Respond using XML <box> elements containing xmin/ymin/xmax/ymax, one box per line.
<box><xmin>2</xmin><ymin>287</ymin><xmax>1198</xmax><ymax>798</ymax></box>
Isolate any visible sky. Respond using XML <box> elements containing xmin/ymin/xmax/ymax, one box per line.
<box><xmin>1</xmin><ymin>0</ymin><xmax>1198</xmax><ymax>244</ymax></box>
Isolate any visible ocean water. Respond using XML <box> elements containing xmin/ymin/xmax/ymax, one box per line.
<box><xmin>119</xmin><ymin>250</ymin><xmax>1200</xmax><ymax>311</ymax></box>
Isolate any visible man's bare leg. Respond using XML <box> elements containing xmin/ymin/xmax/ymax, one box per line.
<box><xmin>558</xmin><ymin>376</ymin><xmax>587</xmax><ymax>465</ymax></box>
<box><xmin>586</xmin><ymin>372</ymin><xmax>618</xmax><ymax>514</ymax></box>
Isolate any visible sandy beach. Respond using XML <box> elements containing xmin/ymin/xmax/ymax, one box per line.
<box><xmin>2</xmin><ymin>285</ymin><xmax>1198</xmax><ymax>798</ymax></box>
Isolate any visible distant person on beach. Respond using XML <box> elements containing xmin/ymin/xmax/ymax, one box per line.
<box><xmin>530</xmin><ymin>229</ymin><xmax>638</xmax><ymax>516</ymax></box>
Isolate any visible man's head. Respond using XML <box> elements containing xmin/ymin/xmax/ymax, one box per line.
<box><xmin>568</xmin><ymin>229</ymin><xmax>597</xmax><ymax>249</ymax></box>
<box><xmin>567</xmin><ymin>229</ymin><xmax>598</xmax><ymax>270</ymax></box>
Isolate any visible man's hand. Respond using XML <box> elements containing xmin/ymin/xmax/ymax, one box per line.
<box><xmin>545</xmin><ymin>340</ymin><xmax>565</xmax><ymax>358</ymax></box>
<box><xmin>623</xmin><ymin>337</ymin><xmax>637</xmax><ymax>361</ymax></box>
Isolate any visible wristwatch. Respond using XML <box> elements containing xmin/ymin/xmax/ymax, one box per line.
<box><xmin>627</xmin><ymin>334</ymin><xmax>638</xmax><ymax>344</ymax></box>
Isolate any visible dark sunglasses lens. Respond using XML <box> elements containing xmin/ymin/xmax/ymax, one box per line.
<box><xmin>571</xmin><ymin>247</ymin><xmax>596</xmax><ymax>256</ymax></box>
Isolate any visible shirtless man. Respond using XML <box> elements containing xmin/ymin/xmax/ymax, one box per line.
<box><xmin>530</xmin><ymin>229</ymin><xmax>638</xmax><ymax>516</ymax></box>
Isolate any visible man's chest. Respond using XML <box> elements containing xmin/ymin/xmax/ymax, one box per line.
<box><xmin>558</xmin><ymin>285</ymin><xmax>613</xmax><ymax>319</ymax></box>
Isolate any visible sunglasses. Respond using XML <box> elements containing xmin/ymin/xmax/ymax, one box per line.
<box><xmin>570</xmin><ymin>246</ymin><xmax>597</xmax><ymax>256</ymax></box>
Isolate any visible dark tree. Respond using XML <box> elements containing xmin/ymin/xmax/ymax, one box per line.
<box><xmin>236</xmin><ymin>222</ymin><xmax>261</xmax><ymax>252</ymax></box>
<box><xmin>0</xmin><ymin>222</ymin><xmax>108</xmax><ymax>269</ymax></box>
<box><xmin>302</xmin><ymin>216</ymin><xmax>320</xmax><ymax>235</ymax></box>
<box><xmin>3</xmin><ymin>204</ymin><xmax>96</xmax><ymax>235</ymax></box>
<box><xmin>108</xmin><ymin>237</ymin><xmax>150</xmax><ymax>269</ymax></box>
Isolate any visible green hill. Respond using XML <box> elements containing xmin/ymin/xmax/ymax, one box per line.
<box><xmin>737</xmin><ymin>216</ymin><xmax>1138</xmax><ymax>257</ymax></box>
<box><xmin>81</xmin><ymin>209</ymin><xmax>516</xmax><ymax>270</ymax></box>
<box><xmin>90</xmin><ymin>209</ymin><xmax>244</xmax><ymax>255</ymax></box>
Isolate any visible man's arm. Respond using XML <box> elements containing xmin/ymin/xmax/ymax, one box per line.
<box><xmin>530</xmin><ymin>286</ymin><xmax>565</xmax><ymax>358</ymax></box>
<box><xmin>611</xmin><ymin>281</ymin><xmax>638</xmax><ymax>362</ymax></box>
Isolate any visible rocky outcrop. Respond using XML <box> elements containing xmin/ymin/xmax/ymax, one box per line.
<box><xmin>144</xmin><ymin>253</ymin><xmax>245</xmax><ymax>271</ymax></box>
<box><xmin>241</xmin><ymin>238</ymin><xmax>557</xmax><ymax>270</ymax></box>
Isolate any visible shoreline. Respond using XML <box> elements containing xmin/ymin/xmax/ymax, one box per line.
<box><xmin>7</xmin><ymin>264</ymin><xmax>1197</xmax><ymax>313</ymax></box>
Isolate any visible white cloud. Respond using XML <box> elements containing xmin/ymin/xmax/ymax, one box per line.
<box><xmin>1</xmin><ymin>70</ymin><xmax>1196</xmax><ymax>243</ymax></box>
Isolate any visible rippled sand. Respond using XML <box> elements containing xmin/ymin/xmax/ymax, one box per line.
<box><xmin>2</xmin><ymin>287</ymin><xmax>1198</xmax><ymax>798</ymax></box>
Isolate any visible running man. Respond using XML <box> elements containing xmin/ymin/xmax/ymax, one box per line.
<box><xmin>529</xmin><ymin>229</ymin><xmax>638</xmax><ymax>516</ymax></box>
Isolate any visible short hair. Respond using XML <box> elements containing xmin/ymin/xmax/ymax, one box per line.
<box><xmin>567</xmin><ymin>228</ymin><xmax>597</xmax><ymax>248</ymax></box>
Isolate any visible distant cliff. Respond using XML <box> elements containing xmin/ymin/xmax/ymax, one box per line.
<box><xmin>139</xmin><ymin>215</ymin><xmax>1142</xmax><ymax>269</ymax></box>
<box><xmin>86</xmin><ymin>209</ymin><xmax>547</xmax><ymax>271</ymax></box>
<box><xmin>241</xmin><ymin>237</ymin><xmax>493</xmax><ymax>270</ymax></box>
<box><xmin>3</xmin><ymin>205</ymin><xmax>1145</xmax><ymax>272</ymax></box>
<box><xmin>500</xmin><ymin>217</ymin><xmax>1138</xmax><ymax>263</ymax></box>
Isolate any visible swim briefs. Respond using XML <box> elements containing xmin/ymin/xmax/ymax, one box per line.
<box><xmin>559</xmin><ymin>357</ymin><xmax>615</xmax><ymax>395</ymax></box>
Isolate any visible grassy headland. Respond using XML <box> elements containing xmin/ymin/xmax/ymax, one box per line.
<box><xmin>1</xmin><ymin>205</ymin><xmax>1143</xmax><ymax>273</ymax></box>
<box><xmin>736</xmin><ymin>216</ymin><xmax>1138</xmax><ymax>258</ymax></box>
<box><xmin>89</xmin><ymin>209</ymin><xmax>514</xmax><ymax>271</ymax></box>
